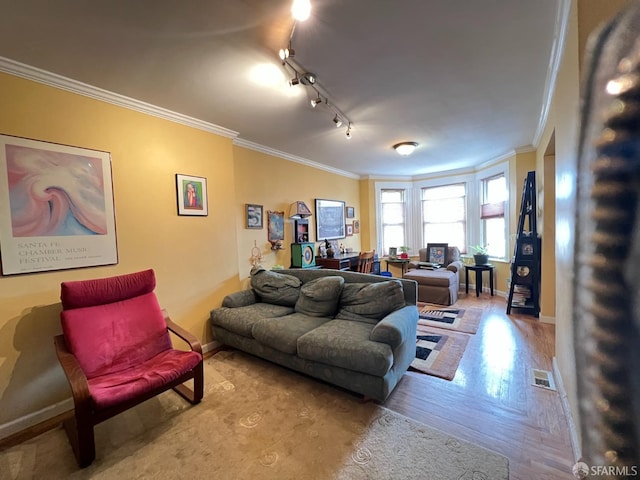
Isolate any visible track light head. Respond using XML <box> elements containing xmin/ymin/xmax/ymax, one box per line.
<box><xmin>311</xmin><ymin>96</ymin><xmax>322</xmax><ymax>108</ymax></box>
<box><xmin>345</xmin><ymin>124</ymin><xmax>352</xmax><ymax>139</ymax></box>
<box><xmin>301</xmin><ymin>72</ymin><xmax>316</xmax><ymax>85</ymax></box>
<box><xmin>333</xmin><ymin>115</ymin><xmax>343</xmax><ymax>128</ymax></box>
<box><xmin>289</xmin><ymin>76</ymin><xmax>300</xmax><ymax>87</ymax></box>
<box><xmin>278</xmin><ymin>47</ymin><xmax>295</xmax><ymax>62</ymax></box>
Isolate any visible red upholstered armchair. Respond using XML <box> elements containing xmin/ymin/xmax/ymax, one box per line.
<box><xmin>54</xmin><ymin>269</ymin><xmax>203</xmax><ymax>467</ymax></box>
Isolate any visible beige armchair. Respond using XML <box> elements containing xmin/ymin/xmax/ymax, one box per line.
<box><xmin>404</xmin><ymin>246</ymin><xmax>463</xmax><ymax>305</ymax></box>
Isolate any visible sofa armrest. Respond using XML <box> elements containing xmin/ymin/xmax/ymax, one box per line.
<box><xmin>222</xmin><ymin>289</ymin><xmax>259</xmax><ymax>308</ymax></box>
<box><xmin>369</xmin><ymin>305</ymin><xmax>419</xmax><ymax>349</ymax></box>
<box><xmin>447</xmin><ymin>260</ymin><xmax>463</xmax><ymax>274</ymax></box>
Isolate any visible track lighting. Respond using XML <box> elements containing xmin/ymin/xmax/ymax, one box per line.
<box><xmin>279</xmin><ymin>0</ymin><xmax>353</xmax><ymax>137</ymax></box>
<box><xmin>393</xmin><ymin>142</ymin><xmax>418</xmax><ymax>156</ymax></box>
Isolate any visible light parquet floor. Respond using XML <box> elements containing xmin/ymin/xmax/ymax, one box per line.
<box><xmin>384</xmin><ymin>292</ymin><xmax>575</xmax><ymax>480</ymax></box>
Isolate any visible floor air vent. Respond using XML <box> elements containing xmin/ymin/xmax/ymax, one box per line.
<box><xmin>531</xmin><ymin>369</ymin><xmax>556</xmax><ymax>391</ymax></box>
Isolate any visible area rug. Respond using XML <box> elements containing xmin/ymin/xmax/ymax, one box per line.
<box><xmin>418</xmin><ymin>302</ymin><xmax>483</xmax><ymax>334</ymax></box>
<box><xmin>411</xmin><ymin>325</ymin><xmax>470</xmax><ymax>380</ymax></box>
<box><xmin>0</xmin><ymin>351</ymin><xmax>508</xmax><ymax>480</ymax></box>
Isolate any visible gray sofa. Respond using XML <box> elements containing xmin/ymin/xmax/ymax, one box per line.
<box><xmin>210</xmin><ymin>268</ymin><xmax>419</xmax><ymax>402</ymax></box>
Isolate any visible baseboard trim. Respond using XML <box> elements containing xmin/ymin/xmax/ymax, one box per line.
<box><xmin>539</xmin><ymin>314</ymin><xmax>556</xmax><ymax>324</ymax></box>
<box><xmin>462</xmin><ymin>283</ymin><xmax>507</xmax><ymax>298</ymax></box>
<box><xmin>0</xmin><ymin>398</ymin><xmax>73</xmax><ymax>444</ymax></box>
<box><xmin>0</xmin><ymin>341</ymin><xmax>222</xmax><ymax>447</ymax></box>
<box><xmin>552</xmin><ymin>356</ymin><xmax>581</xmax><ymax>462</ymax></box>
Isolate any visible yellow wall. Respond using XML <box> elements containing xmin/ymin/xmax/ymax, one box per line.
<box><xmin>0</xmin><ymin>72</ymin><xmax>362</xmax><ymax>433</ymax></box>
<box><xmin>232</xmin><ymin>146</ymin><xmax>362</xmax><ymax>280</ymax></box>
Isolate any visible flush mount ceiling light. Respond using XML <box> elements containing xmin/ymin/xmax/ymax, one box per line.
<box><xmin>278</xmin><ymin>0</ymin><xmax>353</xmax><ymax>140</ymax></box>
<box><xmin>393</xmin><ymin>142</ymin><xmax>418</xmax><ymax>156</ymax></box>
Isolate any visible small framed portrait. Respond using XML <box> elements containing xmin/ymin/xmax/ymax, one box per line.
<box><xmin>176</xmin><ymin>174</ymin><xmax>208</xmax><ymax>216</ymax></box>
<box><xmin>346</xmin><ymin>206</ymin><xmax>355</xmax><ymax>218</ymax></box>
<box><xmin>427</xmin><ymin>243</ymin><xmax>448</xmax><ymax>265</ymax></box>
<box><xmin>346</xmin><ymin>223</ymin><xmax>354</xmax><ymax>236</ymax></box>
<box><xmin>388</xmin><ymin>247</ymin><xmax>398</xmax><ymax>258</ymax></box>
<box><xmin>246</xmin><ymin>204</ymin><xmax>263</xmax><ymax>229</ymax></box>
<box><xmin>353</xmin><ymin>219</ymin><xmax>360</xmax><ymax>234</ymax></box>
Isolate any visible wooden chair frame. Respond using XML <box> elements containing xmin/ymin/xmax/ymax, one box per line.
<box><xmin>54</xmin><ymin>311</ymin><xmax>203</xmax><ymax>467</ymax></box>
<box><xmin>357</xmin><ymin>250</ymin><xmax>376</xmax><ymax>274</ymax></box>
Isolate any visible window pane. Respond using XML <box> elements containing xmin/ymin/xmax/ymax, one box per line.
<box><xmin>381</xmin><ymin>190</ymin><xmax>404</xmax><ymax>202</ymax></box>
<box><xmin>381</xmin><ymin>188</ymin><xmax>406</xmax><ymax>255</ymax></box>
<box><xmin>382</xmin><ymin>203</ymin><xmax>404</xmax><ymax>224</ymax></box>
<box><xmin>422</xmin><ymin>184</ymin><xmax>465</xmax><ymax>200</ymax></box>
<box><xmin>422</xmin><ymin>183</ymin><xmax>466</xmax><ymax>252</ymax></box>
<box><xmin>484</xmin><ymin>217</ymin><xmax>505</xmax><ymax>257</ymax></box>
<box><xmin>485</xmin><ymin>176</ymin><xmax>507</xmax><ymax>203</ymax></box>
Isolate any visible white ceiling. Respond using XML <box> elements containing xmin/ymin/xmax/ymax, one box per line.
<box><xmin>0</xmin><ymin>0</ymin><xmax>562</xmax><ymax>178</ymax></box>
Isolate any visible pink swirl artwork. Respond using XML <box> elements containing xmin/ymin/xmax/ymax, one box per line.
<box><xmin>6</xmin><ymin>144</ymin><xmax>107</xmax><ymax>237</ymax></box>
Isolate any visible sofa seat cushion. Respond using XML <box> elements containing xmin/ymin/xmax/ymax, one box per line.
<box><xmin>297</xmin><ymin>319</ymin><xmax>393</xmax><ymax>377</ymax></box>
<box><xmin>404</xmin><ymin>269</ymin><xmax>456</xmax><ymax>287</ymax></box>
<box><xmin>250</xmin><ymin>269</ymin><xmax>302</xmax><ymax>306</ymax></box>
<box><xmin>211</xmin><ymin>303</ymin><xmax>294</xmax><ymax>338</ymax></box>
<box><xmin>252</xmin><ymin>313</ymin><xmax>330</xmax><ymax>354</ymax></box>
<box><xmin>295</xmin><ymin>276</ymin><xmax>345</xmax><ymax>317</ymax></box>
<box><xmin>336</xmin><ymin>280</ymin><xmax>406</xmax><ymax>324</ymax></box>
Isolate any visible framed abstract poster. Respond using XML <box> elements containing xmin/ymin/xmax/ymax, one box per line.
<box><xmin>0</xmin><ymin>134</ymin><xmax>118</xmax><ymax>275</ymax></box>
<box><xmin>176</xmin><ymin>173</ymin><xmax>208</xmax><ymax>216</ymax></box>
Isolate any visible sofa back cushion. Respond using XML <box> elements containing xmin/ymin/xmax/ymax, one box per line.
<box><xmin>295</xmin><ymin>276</ymin><xmax>345</xmax><ymax>317</ymax></box>
<box><xmin>336</xmin><ymin>280</ymin><xmax>406</xmax><ymax>324</ymax></box>
<box><xmin>250</xmin><ymin>269</ymin><xmax>302</xmax><ymax>306</ymax></box>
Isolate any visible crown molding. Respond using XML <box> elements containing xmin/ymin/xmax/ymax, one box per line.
<box><xmin>0</xmin><ymin>57</ymin><xmax>239</xmax><ymax>139</ymax></box>
<box><xmin>532</xmin><ymin>0</ymin><xmax>571</xmax><ymax>147</ymax></box>
<box><xmin>233</xmin><ymin>138</ymin><xmax>361</xmax><ymax>180</ymax></box>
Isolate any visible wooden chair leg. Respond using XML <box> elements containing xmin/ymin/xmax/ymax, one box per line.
<box><xmin>63</xmin><ymin>415</ymin><xmax>95</xmax><ymax>468</ymax></box>
<box><xmin>172</xmin><ymin>362</ymin><xmax>204</xmax><ymax>404</ymax></box>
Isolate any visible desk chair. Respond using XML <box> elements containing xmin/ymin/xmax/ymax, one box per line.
<box><xmin>357</xmin><ymin>250</ymin><xmax>376</xmax><ymax>273</ymax></box>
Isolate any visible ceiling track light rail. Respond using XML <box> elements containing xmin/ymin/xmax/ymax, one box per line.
<box><xmin>279</xmin><ymin>0</ymin><xmax>353</xmax><ymax>139</ymax></box>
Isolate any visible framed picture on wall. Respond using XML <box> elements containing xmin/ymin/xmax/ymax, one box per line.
<box><xmin>246</xmin><ymin>204</ymin><xmax>263</xmax><ymax>229</ymax></box>
<box><xmin>346</xmin><ymin>206</ymin><xmax>355</xmax><ymax>218</ymax></box>
<box><xmin>176</xmin><ymin>173</ymin><xmax>208</xmax><ymax>216</ymax></box>
<box><xmin>353</xmin><ymin>219</ymin><xmax>360</xmax><ymax>234</ymax></box>
<box><xmin>346</xmin><ymin>223</ymin><xmax>353</xmax><ymax>236</ymax></box>
<box><xmin>0</xmin><ymin>134</ymin><xmax>118</xmax><ymax>275</ymax></box>
<box><xmin>315</xmin><ymin>199</ymin><xmax>346</xmax><ymax>241</ymax></box>
<box><xmin>267</xmin><ymin>210</ymin><xmax>285</xmax><ymax>249</ymax></box>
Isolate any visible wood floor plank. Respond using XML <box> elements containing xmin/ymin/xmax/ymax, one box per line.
<box><xmin>384</xmin><ymin>292</ymin><xmax>575</xmax><ymax>479</ymax></box>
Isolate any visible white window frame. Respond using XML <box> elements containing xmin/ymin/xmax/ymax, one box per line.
<box><xmin>474</xmin><ymin>162</ymin><xmax>510</xmax><ymax>260</ymax></box>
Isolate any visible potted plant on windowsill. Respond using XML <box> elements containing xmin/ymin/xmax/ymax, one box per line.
<box><xmin>398</xmin><ymin>246</ymin><xmax>410</xmax><ymax>259</ymax></box>
<box><xmin>471</xmin><ymin>245</ymin><xmax>489</xmax><ymax>265</ymax></box>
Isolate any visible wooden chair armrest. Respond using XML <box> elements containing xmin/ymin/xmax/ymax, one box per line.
<box><xmin>163</xmin><ymin>311</ymin><xmax>203</xmax><ymax>355</ymax></box>
<box><xmin>54</xmin><ymin>335</ymin><xmax>91</xmax><ymax>412</ymax></box>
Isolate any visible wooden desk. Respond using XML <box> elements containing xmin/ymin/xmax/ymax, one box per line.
<box><xmin>316</xmin><ymin>252</ymin><xmax>380</xmax><ymax>274</ymax></box>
